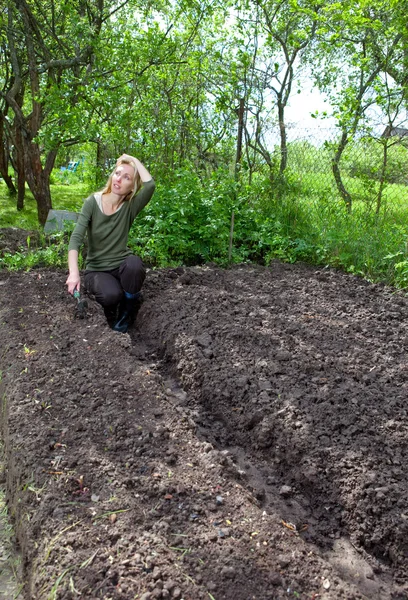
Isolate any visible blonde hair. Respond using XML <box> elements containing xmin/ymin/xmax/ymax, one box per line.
<box><xmin>101</xmin><ymin>159</ymin><xmax>142</xmax><ymax>202</ymax></box>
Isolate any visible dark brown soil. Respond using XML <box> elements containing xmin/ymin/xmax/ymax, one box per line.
<box><xmin>1</xmin><ymin>238</ymin><xmax>408</xmax><ymax>599</ymax></box>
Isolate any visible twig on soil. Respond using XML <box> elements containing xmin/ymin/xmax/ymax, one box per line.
<box><xmin>281</xmin><ymin>520</ymin><xmax>308</xmax><ymax>534</ymax></box>
<box><xmin>92</xmin><ymin>508</ymin><xmax>131</xmax><ymax>522</ymax></box>
<box><xmin>69</xmin><ymin>576</ymin><xmax>81</xmax><ymax>595</ymax></box>
<box><xmin>169</xmin><ymin>546</ymin><xmax>191</xmax><ymax>557</ymax></box>
<box><xmin>173</xmin><ymin>560</ymin><xmax>198</xmax><ymax>586</ymax></box>
<box><xmin>80</xmin><ymin>549</ymin><xmax>99</xmax><ymax>569</ymax></box>
<box><xmin>183</xmin><ymin>572</ymin><xmax>196</xmax><ymax>584</ymax></box>
<box><xmin>151</xmin><ymin>501</ymin><xmax>162</xmax><ymax>512</ymax></box>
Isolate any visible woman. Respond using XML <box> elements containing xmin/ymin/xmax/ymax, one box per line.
<box><xmin>66</xmin><ymin>154</ymin><xmax>155</xmax><ymax>333</ymax></box>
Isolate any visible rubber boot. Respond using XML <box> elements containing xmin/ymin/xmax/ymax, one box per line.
<box><xmin>103</xmin><ymin>304</ymin><xmax>118</xmax><ymax>328</ymax></box>
<box><xmin>113</xmin><ymin>291</ymin><xmax>143</xmax><ymax>334</ymax></box>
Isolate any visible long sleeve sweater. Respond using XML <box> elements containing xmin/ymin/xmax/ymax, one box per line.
<box><xmin>68</xmin><ymin>179</ymin><xmax>155</xmax><ymax>271</ymax></box>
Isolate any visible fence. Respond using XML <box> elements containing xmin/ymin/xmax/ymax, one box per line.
<box><xmin>264</xmin><ymin>126</ymin><xmax>408</xmax><ymax>212</ymax></box>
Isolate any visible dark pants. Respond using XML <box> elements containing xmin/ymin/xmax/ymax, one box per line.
<box><xmin>84</xmin><ymin>255</ymin><xmax>146</xmax><ymax>308</ymax></box>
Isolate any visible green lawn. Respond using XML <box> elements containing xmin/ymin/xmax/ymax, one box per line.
<box><xmin>0</xmin><ymin>181</ymin><xmax>89</xmax><ymax>230</ymax></box>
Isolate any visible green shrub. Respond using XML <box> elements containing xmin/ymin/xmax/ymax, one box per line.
<box><xmin>2</xmin><ymin>162</ymin><xmax>408</xmax><ymax>290</ymax></box>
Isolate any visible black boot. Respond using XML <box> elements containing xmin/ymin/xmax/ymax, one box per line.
<box><xmin>104</xmin><ymin>304</ymin><xmax>118</xmax><ymax>328</ymax></box>
<box><xmin>113</xmin><ymin>291</ymin><xmax>143</xmax><ymax>334</ymax></box>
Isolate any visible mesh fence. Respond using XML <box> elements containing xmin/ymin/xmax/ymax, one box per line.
<box><xmin>267</xmin><ymin>127</ymin><xmax>408</xmax><ymax>211</ymax></box>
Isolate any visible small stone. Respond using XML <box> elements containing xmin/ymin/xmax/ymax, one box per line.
<box><xmin>196</xmin><ymin>333</ymin><xmax>212</xmax><ymax>348</ymax></box>
<box><xmin>270</xmin><ymin>572</ymin><xmax>282</xmax><ymax>586</ymax></box>
<box><xmin>216</xmin><ymin>495</ymin><xmax>224</xmax><ymax>505</ymax></box>
<box><xmin>52</xmin><ymin>507</ymin><xmax>65</xmax><ymax>520</ymax></box>
<box><xmin>277</xmin><ymin>554</ymin><xmax>290</xmax><ymax>568</ymax></box>
<box><xmin>164</xmin><ymin>580</ymin><xmax>176</xmax><ymax>592</ymax></box>
<box><xmin>279</xmin><ymin>485</ymin><xmax>292</xmax><ymax>497</ymax></box>
<box><xmin>172</xmin><ymin>587</ymin><xmax>182</xmax><ymax>599</ymax></box>
<box><xmin>220</xmin><ymin>565</ymin><xmax>235</xmax><ymax>578</ymax></box>
<box><xmin>140</xmin><ymin>593</ymin><xmax>152</xmax><ymax>600</ymax></box>
<box><xmin>322</xmin><ymin>579</ymin><xmax>331</xmax><ymax>590</ymax></box>
<box><xmin>218</xmin><ymin>528</ymin><xmax>231</xmax><ymax>538</ymax></box>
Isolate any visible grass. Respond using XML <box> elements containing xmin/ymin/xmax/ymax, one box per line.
<box><xmin>0</xmin><ymin>180</ymin><xmax>89</xmax><ymax>230</ymax></box>
<box><xmin>0</xmin><ymin>180</ymin><xmax>88</xmax><ymax>271</ymax></box>
<box><xmin>264</xmin><ymin>191</ymin><xmax>408</xmax><ymax>287</ymax></box>
<box><xmin>260</xmin><ymin>169</ymin><xmax>408</xmax><ymax>287</ymax></box>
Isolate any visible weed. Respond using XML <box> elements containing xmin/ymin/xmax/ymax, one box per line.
<box><xmin>47</xmin><ymin>566</ymin><xmax>74</xmax><ymax>600</ymax></box>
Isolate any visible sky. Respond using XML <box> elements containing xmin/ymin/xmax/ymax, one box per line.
<box><xmin>286</xmin><ymin>86</ymin><xmax>335</xmax><ymax>129</ymax></box>
<box><xmin>285</xmin><ymin>77</ymin><xmax>408</xmax><ymax>137</ymax></box>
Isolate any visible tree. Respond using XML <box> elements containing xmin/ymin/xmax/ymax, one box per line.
<box><xmin>2</xmin><ymin>0</ymin><xmax>111</xmax><ymax>224</ymax></box>
<box><xmin>2</xmin><ymin>0</ymin><xmax>231</xmax><ymax>223</ymax></box>
<box><xmin>222</xmin><ymin>0</ymin><xmax>319</xmax><ymax>182</ymax></box>
<box><xmin>0</xmin><ymin>6</ymin><xmax>17</xmax><ymax>195</ymax></box>
<box><xmin>310</xmin><ymin>0</ymin><xmax>407</xmax><ymax>211</ymax></box>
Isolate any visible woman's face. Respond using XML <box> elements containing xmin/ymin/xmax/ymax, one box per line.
<box><xmin>111</xmin><ymin>163</ymin><xmax>135</xmax><ymax>197</ymax></box>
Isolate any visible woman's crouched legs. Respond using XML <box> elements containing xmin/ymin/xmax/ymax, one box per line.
<box><xmin>84</xmin><ymin>271</ymin><xmax>123</xmax><ymax>327</ymax></box>
<box><xmin>113</xmin><ymin>256</ymin><xmax>146</xmax><ymax>333</ymax></box>
<box><xmin>84</xmin><ymin>256</ymin><xmax>146</xmax><ymax>331</ymax></box>
<box><xmin>118</xmin><ymin>255</ymin><xmax>146</xmax><ymax>294</ymax></box>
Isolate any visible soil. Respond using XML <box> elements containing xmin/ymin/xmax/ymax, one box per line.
<box><xmin>0</xmin><ymin>228</ymin><xmax>408</xmax><ymax>600</ymax></box>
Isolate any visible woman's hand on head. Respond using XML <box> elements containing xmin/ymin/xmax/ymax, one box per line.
<box><xmin>66</xmin><ymin>273</ymin><xmax>81</xmax><ymax>295</ymax></box>
<box><xmin>117</xmin><ymin>153</ymin><xmax>138</xmax><ymax>165</ymax></box>
<box><xmin>116</xmin><ymin>154</ymin><xmax>152</xmax><ymax>182</ymax></box>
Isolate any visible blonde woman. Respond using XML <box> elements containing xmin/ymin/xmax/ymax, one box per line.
<box><xmin>66</xmin><ymin>154</ymin><xmax>155</xmax><ymax>333</ymax></box>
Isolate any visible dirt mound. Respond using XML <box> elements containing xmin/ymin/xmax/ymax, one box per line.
<box><xmin>0</xmin><ymin>228</ymin><xmax>41</xmax><ymax>256</ymax></box>
<box><xmin>0</xmin><ymin>258</ymin><xmax>407</xmax><ymax>599</ymax></box>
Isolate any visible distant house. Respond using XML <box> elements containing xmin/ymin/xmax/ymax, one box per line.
<box><xmin>382</xmin><ymin>125</ymin><xmax>408</xmax><ymax>140</ymax></box>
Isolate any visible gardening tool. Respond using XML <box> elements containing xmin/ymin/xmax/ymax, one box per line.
<box><xmin>73</xmin><ymin>287</ymin><xmax>88</xmax><ymax>319</ymax></box>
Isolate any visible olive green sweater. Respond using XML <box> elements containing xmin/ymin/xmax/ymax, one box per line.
<box><xmin>68</xmin><ymin>179</ymin><xmax>155</xmax><ymax>271</ymax></box>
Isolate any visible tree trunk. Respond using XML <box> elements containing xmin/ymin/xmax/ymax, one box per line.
<box><xmin>14</xmin><ymin>126</ymin><xmax>25</xmax><ymax>210</ymax></box>
<box><xmin>96</xmin><ymin>140</ymin><xmax>107</xmax><ymax>187</ymax></box>
<box><xmin>35</xmin><ymin>181</ymin><xmax>53</xmax><ymax>226</ymax></box>
<box><xmin>332</xmin><ymin>130</ymin><xmax>352</xmax><ymax>211</ymax></box>
<box><xmin>0</xmin><ymin>117</ymin><xmax>17</xmax><ymax>195</ymax></box>
<box><xmin>235</xmin><ymin>98</ymin><xmax>245</xmax><ymax>181</ymax></box>
<box><xmin>23</xmin><ymin>142</ymin><xmax>57</xmax><ymax>226</ymax></box>
<box><xmin>278</xmin><ymin>100</ymin><xmax>287</xmax><ymax>174</ymax></box>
